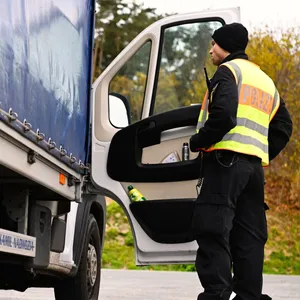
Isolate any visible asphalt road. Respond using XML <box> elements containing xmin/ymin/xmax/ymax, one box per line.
<box><xmin>0</xmin><ymin>269</ymin><xmax>299</xmax><ymax>300</ymax></box>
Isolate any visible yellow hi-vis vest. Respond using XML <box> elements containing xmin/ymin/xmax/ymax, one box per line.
<box><xmin>196</xmin><ymin>58</ymin><xmax>280</xmax><ymax>166</ymax></box>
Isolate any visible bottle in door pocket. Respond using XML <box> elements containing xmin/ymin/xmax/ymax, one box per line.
<box><xmin>182</xmin><ymin>142</ymin><xmax>190</xmax><ymax>161</ymax></box>
<box><xmin>127</xmin><ymin>185</ymin><xmax>147</xmax><ymax>202</ymax></box>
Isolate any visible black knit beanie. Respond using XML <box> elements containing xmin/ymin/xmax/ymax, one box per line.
<box><xmin>212</xmin><ymin>23</ymin><xmax>249</xmax><ymax>53</ymax></box>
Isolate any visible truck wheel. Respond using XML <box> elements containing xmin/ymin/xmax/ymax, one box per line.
<box><xmin>54</xmin><ymin>214</ymin><xmax>101</xmax><ymax>300</ymax></box>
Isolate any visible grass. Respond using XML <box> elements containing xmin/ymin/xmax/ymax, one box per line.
<box><xmin>263</xmin><ymin>210</ymin><xmax>300</xmax><ymax>274</ymax></box>
<box><xmin>101</xmin><ymin>199</ymin><xmax>300</xmax><ymax>275</ymax></box>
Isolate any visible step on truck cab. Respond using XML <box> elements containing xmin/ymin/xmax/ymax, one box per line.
<box><xmin>0</xmin><ymin>1</ymin><xmax>240</xmax><ymax>299</ymax></box>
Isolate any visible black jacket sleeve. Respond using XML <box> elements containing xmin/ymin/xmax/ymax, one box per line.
<box><xmin>268</xmin><ymin>97</ymin><xmax>293</xmax><ymax>161</ymax></box>
<box><xmin>189</xmin><ymin>66</ymin><xmax>238</xmax><ymax>152</ymax></box>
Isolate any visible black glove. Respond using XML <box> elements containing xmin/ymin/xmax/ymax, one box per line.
<box><xmin>189</xmin><ymin>134</ymin><xmax>199</xmax><ymax>152</ymax></box>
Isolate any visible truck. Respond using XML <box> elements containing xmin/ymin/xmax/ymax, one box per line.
<box><xmin>0</xmin><ymin>1</ymin><xmax>241</xmax><ymax>299</ymax></box>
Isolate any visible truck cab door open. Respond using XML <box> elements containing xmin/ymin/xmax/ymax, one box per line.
<box><xmin>91</xmin><ymin>8</ymin><xmax>241</xmax><ymax>265</ymax></box>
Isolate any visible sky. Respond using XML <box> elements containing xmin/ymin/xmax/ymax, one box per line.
<box><xmin>134</xmin><ymin>0</ymin><xmax>300</xmax><ymax>32</ymax></box>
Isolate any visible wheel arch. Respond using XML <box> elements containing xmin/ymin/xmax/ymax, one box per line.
<box><xmin>71</xmin><ymin>194</ymin><xmax>106</xmax><ymax>276</ymax></box>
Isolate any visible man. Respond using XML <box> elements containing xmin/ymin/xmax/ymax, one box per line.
<box><xmin>189</xmin><ymin>23</ymin><xmax>293</xmax><ymax>300</ymax></box>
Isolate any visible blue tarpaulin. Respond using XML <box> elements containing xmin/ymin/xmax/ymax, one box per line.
<box><xmin>0</xmin><ymin>0</ymin><xmax>95</xmax><ymax>172</ymax></box>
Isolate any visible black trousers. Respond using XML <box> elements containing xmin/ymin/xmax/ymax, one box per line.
<box><xmin>191</xmin><ymin>150</ymin><xmax>268</xmax><ymax>300</ymax></box>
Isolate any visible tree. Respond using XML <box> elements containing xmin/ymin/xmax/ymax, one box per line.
<box><xmin>156</xmin><ymin>21</ymin><xmax>220</xmax><ymax>109</ymax></box>
<box><xmin>93</xmin><ymin>0</ymin><xmax>164</xmax><ymax>80</ymax></box>
<box><xmin>247</xmin><ymin>26</ymin><xmax>300</xmax><ymax>208</ymax></box>
<box><xmin>247</xmin><ymin>27</ymin><xmax>300</xmax><ymax>171</ymax></box>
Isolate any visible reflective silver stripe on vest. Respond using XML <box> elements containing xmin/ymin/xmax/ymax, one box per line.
<box><xmin>272</xmin><ymin>89</ymin><xmax>279</xmax><ymax>112</ymax></box>
<box><xmin>221</xmin><ymin>132</ymin><xmax>268</xmax><ymax>153</ymax></box>
<box><xmin>236</xmin><ymin>118</ymin><xmax>268</xmax><ymax>136</ymax></box>
<box><xmin>225</xmin><ymin>61</ymin><xmax>243</xmax><ymax>95</ymax></box>
<box><xmin>196</xmin><ymin>61</ymin><xmax>242</xmax><ymax>132</ymax></box>
<box><xmin>196</xmin><ymin>102</ymin><xmax>208</xmax><ymax>132</ymax></box>
<box><xmin>196</xmin><ymin>119</ymin><xmax>206</xmax><ymax>132</ymax></box>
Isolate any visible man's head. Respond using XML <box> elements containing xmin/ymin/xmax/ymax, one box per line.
<box><xmin>209</xmin><ymin>22</ymin><xmax>248</xmax><ymax>66</ymax></box>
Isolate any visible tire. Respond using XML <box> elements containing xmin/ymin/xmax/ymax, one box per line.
<box><xmin>54</xmin><ymin>214</ymin><xmax>102</xmax><ymax>300</ymax></box>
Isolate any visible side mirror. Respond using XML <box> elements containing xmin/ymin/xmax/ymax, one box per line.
<box><xmin>109</xmin><ymin>93</ymin><xmax>131</xmax><ymax>128</ymax></box>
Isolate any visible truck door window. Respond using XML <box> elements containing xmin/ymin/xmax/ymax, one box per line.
<box><xmin>152</xmin><ymin>20</ymin><xmax>222</xmax><ymax>115</ymax></box>
<box><xmin>108</xmin><ymin>41</ymin><xmax>151</xmax><ymax>127</ymax></box>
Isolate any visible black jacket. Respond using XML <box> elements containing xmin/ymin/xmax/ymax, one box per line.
<box><xmin>189</xmin><ymin>51</ymin><xmax>293</xmax><ymax>161</ymax></box>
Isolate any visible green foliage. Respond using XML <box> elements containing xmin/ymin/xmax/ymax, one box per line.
<box><xmin>247</xmin><ymin>26</ymin><xmax>300</xmax><ymax>195</ymax></box>
<box><xmin>263</xmin><ymin>251</ymin><xmax>300</xmax><ymax>274</ymax></box>
<box><xmin>155</xmin><ymin>21</ymin><xmax>220</xmax><ymax>111</ymax></box>
<box><xmin>93</xmin><ymin>0</ymin><xmax>165</xmax><ymax>79</ymax></box>
<box><xmin>109</xmin><ymin>55</ymin><xmax>150</xmax><ymax>123</ymax></box>
<box><xmin>263</xmin><ymin>210</ymin><xmax>300</xmax><ymax>274</ymax></box>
